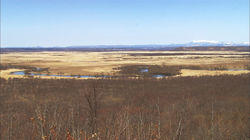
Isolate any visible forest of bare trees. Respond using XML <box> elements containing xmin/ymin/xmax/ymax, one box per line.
<box><xmin>0</xmin><ymin>74</ymin><xmax>249</xmax><ymax>139</ymax></box>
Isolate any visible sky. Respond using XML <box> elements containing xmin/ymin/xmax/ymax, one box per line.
<box><xmin>1</xmin><ymin>0</ymin><xmax>249</xmax><ymax>47</ymax></box>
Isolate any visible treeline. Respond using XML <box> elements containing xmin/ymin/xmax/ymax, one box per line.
<box><xmin>1</xmin><ymin>46</ymin><xmax>249</xmax><ymax>53</ymax></box>
<box><xmin>0</xmin><ymin>47</ymin><xmax>174</xmax><ymax>53</ymax></box>
<box><xmin>0</xmin><ymin>74</ymin><xmax>249</xmax><ymax>139</ymax></box>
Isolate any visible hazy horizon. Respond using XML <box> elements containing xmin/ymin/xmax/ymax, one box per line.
<box><xmin>1</xmin><ymin>40</ymin><xmax>250</xmax><ymax>48</ymax></box>
<box><xmin>1</xmin><ymin>0</ymin><xmax>249</xmax><ymax>47</ymax></box>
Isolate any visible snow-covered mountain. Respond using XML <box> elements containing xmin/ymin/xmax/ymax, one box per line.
<box><xmin>65</xmin><ymin>41</ymin><xmax>249</xmax><ymax>49</ymax></box>
<box><xmin>180</xmin><ymin>40</ymin><xmax>250</xmax><ymax>47</ymax></box>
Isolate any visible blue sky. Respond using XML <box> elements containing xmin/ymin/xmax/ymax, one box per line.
<box><xmin>1</xmin><ymin>0</ymin><xmax>249</xmax><ymax>47</ymax></box>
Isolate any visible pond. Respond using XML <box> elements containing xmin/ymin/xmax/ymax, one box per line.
<box><xmin>152</xmin><ymin>75</ymin><xmax>165</xmax><ymax>78</ymax></box>
<box><xmin>140</xmin><ymin>68</ymin><xmax>149</xmax><ymax>73</ymax></box>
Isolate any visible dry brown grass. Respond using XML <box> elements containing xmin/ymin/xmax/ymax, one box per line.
<box><xmin>180</xmin><ymin>69</ymin><xmax>250</xmax><ymax>76</ymax></box>
<box><xmin>1</xmin><ymin>51</ymin><xmax>249</xmax><ymax>78</ymax></box>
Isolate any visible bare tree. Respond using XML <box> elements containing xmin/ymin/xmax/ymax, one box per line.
<box><xmin>83</xmin><ymin>83</ymin><xmax>102</xmax><ymax>136</ymax></box>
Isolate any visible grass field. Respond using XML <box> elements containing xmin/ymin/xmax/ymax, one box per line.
<box><xmin>1</xmin><ymin>50</ymin><xmax>250</xmax><ymax>79</ymax></box>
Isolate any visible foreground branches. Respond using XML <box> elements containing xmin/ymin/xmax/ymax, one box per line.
<box><xmin>0</xmin><ymin>74</ymin><xmax>249</xmax><ymax>139</ymax></box>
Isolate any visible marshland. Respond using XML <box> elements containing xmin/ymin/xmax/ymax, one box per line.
<box><xmin>0</xmin><ymin>48</ymin><xmax>249</xmax><ymax>139</ymax></box>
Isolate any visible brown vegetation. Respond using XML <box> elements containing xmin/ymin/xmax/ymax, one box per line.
<box><xmin>115</xmin><ymin>65</ymin><xmax>181</xmax><ymax>77</ymax></box>
<box><xmin>0</xmin><ymin>74</ymin><xmax>249</xmax><ymax>139</ymax></box>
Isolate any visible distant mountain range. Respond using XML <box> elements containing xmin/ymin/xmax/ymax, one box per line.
<box><xmin>2</xmin><ymin>40</ymin><xmax>249</xmax><ymax>49</ymax></box>
<box><xmin>66</xmin><ymin>40</ymin><xmax>250</xmax><ymax>48</ymax></box>
<box><xmin>177</xmin><ymin>40</ymin><xmax>250</xmax><ymax>47</ymax></box>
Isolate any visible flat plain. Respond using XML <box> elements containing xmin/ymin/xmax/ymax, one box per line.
<box><xmin>1</xmin><ymin>50</ymin><xmax>250</xmax><ymax>79</ymax></box>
